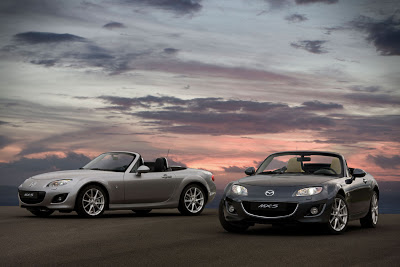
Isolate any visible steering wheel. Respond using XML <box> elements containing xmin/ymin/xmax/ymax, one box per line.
<box><xmin>315</xmin><ymin>167</ymin><xmax>337</xmax><ymax>175</ymax></box>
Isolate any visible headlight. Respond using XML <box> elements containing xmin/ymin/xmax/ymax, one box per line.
<box><xmin>47</xmin><ymin>179</ymin><xmax>72</xmax><ymax>187</ymax></box>
<box><xmin>232</xmin><ymin>184</ymin><xmax>248</xmax><ymax>196</ymax></box>
<box><xmin>295</xmin><ymin>187</ymin><xmax>322</xmax><ymax>196</ymax></box>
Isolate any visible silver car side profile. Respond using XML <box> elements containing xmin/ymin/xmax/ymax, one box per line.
<box><xmin>18</xmin><ymin>151</ymin><xmax>216</xmax><ymax>217</ymax></box>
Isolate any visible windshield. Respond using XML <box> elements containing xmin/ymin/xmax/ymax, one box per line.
<box><xmin>81</xmin><ymin>152</ymin><xmax>136</xmax><ymax>172</ymax></box>
<box><xmin>256</xmin><ymin>153</ymin><xmax>343</xmax><ymax>177</ymax></box>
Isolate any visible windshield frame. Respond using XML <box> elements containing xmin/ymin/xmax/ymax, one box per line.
<box><xmin>255</xmin><ymin>151</ymin><xmax>345</xmax><ymax>177</ymax></box>
<box><xmin>81</xmin><ymin>152</ymin><xmax>137</xmax><ymax>172</ymax></box>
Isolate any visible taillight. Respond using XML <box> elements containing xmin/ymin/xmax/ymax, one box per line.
<box><xmin>211</xmin><ymin>175</ymin><xmax>215</xmax><ymax>181</ymax></box>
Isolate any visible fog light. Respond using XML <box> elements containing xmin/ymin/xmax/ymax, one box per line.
<box><xmin>52</xmin><ymin>193</ymin><xmax>68</xmax><ymax>203</ymax></box>
<box><xmin>310</xmin><ymin>207</ymin><xmax>319</xmax><ymax>215</ymax></box>
<box><xmin>228</xmin><ymin>204</ymin><xmax>235</xmax><ymax>213</ymax></box>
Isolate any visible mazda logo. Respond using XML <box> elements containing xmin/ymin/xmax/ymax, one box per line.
<box><xmin>265</xmin><ymin>190</ymin><xmax>274</xmax><ymax>196</ymax></box>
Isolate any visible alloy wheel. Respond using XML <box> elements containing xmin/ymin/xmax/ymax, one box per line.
<box><xmin>371</xmin><ymin>193</ymin><xmax>379</xmax><ymax>225</ymax></box>
<box><xmin>329</xmin><ymin>197</ymin><xmax>348</xmax><ymax>232</ymax></box>
<box><xmin>184</xmin><ymin>187</ymin><xmax>204</xmax><ymax>213</ymax></box>
<box><xmin>82</xmin><ymin>188</ymin><xmax>105</xmax><ymax>216</ymax></box>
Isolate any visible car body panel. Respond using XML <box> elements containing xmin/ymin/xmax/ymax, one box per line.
<box><xmin>18</xmin><ymin>151</ymin><xmax>216</xmax><ymax>213</ymax></box>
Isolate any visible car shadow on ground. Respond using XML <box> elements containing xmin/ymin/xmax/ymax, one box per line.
<box><xmin>226</xmin><ymin>223</ymin><xmax>370</xmax><ymax>236</ymax></box>
<box><xmin>19</xmin><ymin>210</ymin><xmax>218</xmax><ymax>219</ymax></box>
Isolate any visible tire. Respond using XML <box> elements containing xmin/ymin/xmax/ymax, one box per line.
<box><xmin>27</xmin><ymin>208</ymin><xmax>54</xmax><ymax>217</ymax></box>
<box><xmin>76</xmin><ymin>185</ymin><xmax>107</xmax><ymax>218</ymax></box>
<box><xmin>326</xmin><ymin>194</ymin><xmax>349</xmax><ymax>234</ymax></box>
<box><xmin>360</xmin><ymin>192</ymin><xmax>378</xmax><ymax>228</ymax></box>
<box><xmin>178</xmin><ymin>184</ymin><xmax>206</xmax><ymax>216</ymax></box>
<box><xmin>132</xmin><ymin>209</ymin><xmax>152</xmax><ymax>215</ymax></box>
<box><xmin>218</xmin><ymin>200</ymin><xmax>249</xmax><ymax>233</ymax></box>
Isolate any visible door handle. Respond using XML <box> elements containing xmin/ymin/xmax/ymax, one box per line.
<box><xmin>162</xmin><ymin>174</ymin><xmax>173</xmax><ymax>179</ymax></box>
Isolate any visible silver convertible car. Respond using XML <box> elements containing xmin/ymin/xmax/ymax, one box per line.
<box><xmin>18</xmin><ymin>151</ymin><xmax>216</xmax><ymax>217</ymax></box>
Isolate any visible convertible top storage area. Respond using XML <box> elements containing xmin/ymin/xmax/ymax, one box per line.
<box><xmin>144</xmin><ymin>157</ymin><xmax>187</xmax><ymax>172</ymax></box>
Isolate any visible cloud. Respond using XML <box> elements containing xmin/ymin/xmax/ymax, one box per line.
<box><xmin>127</xmin><ymin>0</ymin><xmax>202</xmax><ymax>15</ymax></box>
<box><xmin>349</xmin><ymin>85</ymin><xmax>381</xmax><ymax>93</ymax></box>
<box><xmin>30</xmin><ymin>59</ymin><xmax>57</xmax><ymax>67</ymax></box>
<box><xmin>295</xmin><ymin>0</ymin><xmax>338</xmax><ymax>4</ymax></box>
<box><xmin>0</xmin><ymin>152</ymin><xmax>91</xmax><ymax>186</ymax></box>
<box><xmin>163</xmin><ymin>48</ymin><xmax>179</xmax><ymax>54</ymax></box>
<box><xmin>222</xmin><ymin>166</ymin><xmax>245</xmax><ymax>173</ymax></box>
<box><xmin>367</xmin><ymin>154</ymin><xmax>400</xmax><ymax>169</ymax></box>
<box><xmin>0</xmin><ymin>135</ymin><xmax>14</xmax><ymax>149</ymax></box>
<box><xmin>300</xmin><ymin>100</ymin><xmax>343</xmax><ymax>110</ymax></box>
<box><xmin>346</xmin><ymin>93</ymin><xmax>400</xmax><ymax>106</ymax></box>
<box><xmin>103</xmin><ymin>22</ymin><xmax>126</xmax><ymax>29</ymax></box>
<box><xmin>14</xmin><ymin>32</ymin><xmax>85</xmax><ymax>44</ymax></box>
<box><xmin>262</xmin><ymin>0</ymin><xmax>291</xmax><ymax>10</ymax></box>
<box><xmin>290</xmin><ymin>40</ymin><xmax>328</xmax><ymax>54</ymax></box>
<box><xmin>285</xmin><ymin>14</ymin><xmax>308</xmax><ymax>23</ymax></box>
<box><xmin>99</xmin><ymin>95</ymin><xmax>340</xmax><ymax>135</ymax></box>
<box><xmin>352</xmin><ymin>15</ymin><xmax>400</xmax><ymax>56</ymax></box>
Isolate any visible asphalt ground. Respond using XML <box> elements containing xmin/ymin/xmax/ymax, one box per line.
<box><xmin>0</xmin><ymin>207</ymin><xmax>399</xmax><ymax>266</ymax></box>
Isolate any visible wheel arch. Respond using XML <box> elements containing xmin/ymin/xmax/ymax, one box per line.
<box><xmin>373</xmin><ymin>186</ymin><xmax>379</xmax><ymax>199</ymax></box>
<box><xmin>75</xmin><ymin>182</ymin><xmax>110</xmax><ymax>210</ymax></box>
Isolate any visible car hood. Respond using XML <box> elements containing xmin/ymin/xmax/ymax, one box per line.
<box><xmin>30</xmin><ymin>169</ymin><xmax>111</xmax><ymax>181</ymax></box>
<box><xmin>238</xmin><ymin>174</ymin><xmax>335</xmax><ymax>187</ymax></box>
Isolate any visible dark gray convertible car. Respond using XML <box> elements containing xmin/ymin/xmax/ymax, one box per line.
<box><xmin>219</xmin><ymin>151</ymin><xmax>379</xmax><ymax>234</ymax></box>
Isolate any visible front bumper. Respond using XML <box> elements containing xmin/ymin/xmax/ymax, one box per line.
<box><xmin>18</xmin><ymin>188</ymin><xmax>76</xmax><ymax>211</ymax></box>
<box><xmin>222</xmin><ymin>195</ymin><xmax>333</xmax><ymax>225</ymax></box>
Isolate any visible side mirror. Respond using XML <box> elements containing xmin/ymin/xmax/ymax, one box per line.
<box><xmin>352</xmin><ymin>168</ymin><xmax>366</xmax><ymax>178</ymax></box>
<box><xmin>245</xmin><ymin>167</ymin><xmax>255</xmax><ymax>176</ymax></box>
<box><xmin>136</xmin><ymin>165</ymin><xmax>150</xmax><ymax>176</ymax></box>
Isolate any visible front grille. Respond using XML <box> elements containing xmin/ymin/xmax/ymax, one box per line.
<box><xmin>242</xmin><ymin>201</ymin><xmax>298</xmax><ymax>218</ymax></box>
<box><xmin>18</xmin><ymin>190</ymin><xmax>46</xmax><ymax>204</ymax></box>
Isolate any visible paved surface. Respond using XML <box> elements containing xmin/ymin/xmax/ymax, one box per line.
<box><xmin>0</xmin><ymin>207</ymin><xmax>399</xmax><ymax>266</ymax></box>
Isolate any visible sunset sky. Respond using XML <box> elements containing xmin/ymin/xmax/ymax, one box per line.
<box><xmin>0</xmin><ymin>0</ymin><xmax>399</xmax><ymax>189</ymax></box>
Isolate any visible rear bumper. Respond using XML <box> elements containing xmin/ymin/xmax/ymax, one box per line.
<box><xmin>221</xmin><ymin>196</ymin><xmax>333</xmax><ymax>225</ymax></box>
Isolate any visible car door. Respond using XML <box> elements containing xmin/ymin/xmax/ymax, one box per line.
<box><xmin>123</xmin><ymin>171</ymin><xmax>177</xmax><ymax>204</ymax></box>
<box><xmin>345</xmin><ymin>177</ymin><xmax>371</xmax><ymax>216</ymax></box>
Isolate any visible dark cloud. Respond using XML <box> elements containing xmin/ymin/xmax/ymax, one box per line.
<box><xmin>0</xmin><ymin>121</ymin><xmax>10</xmax><ymax>125</ymax></box>
<box><xmin>222</xmin><ymin>166</ymin><xmax>245</xmax><ymax>173</ymax></box>
<box><xmin>127</xmin><ymin>0</ymin><xmax>202</xmax><ymax>15</ymax></box>
<box><xmin>367</xmin><ymin>154</ymin><xmax>400</xmax><ymax>169</ymax></box>
<box><xmin>290</xmin><ymin>40</ymin><xmax>327</xmax><ymax>54</ymax></box>
<box><xmin>300</xmin><ymin>100</ymin><xmax>343</xmax><ymax>110</ymax></box>
<box><xmin>0</xmin><ymin>135</ymin><xmax>13</xmax><ymax>149</ymax></box>
<box><xmin>30</xmin><ymin>59</ymin><xmax>57</xmax><ymax>67</ymax></box>
<box><xmin>103</xmin><ymin>22</ymin><xmax>125</xmax><ymax>29</ymax></box>
<box><xmin>285</xmin><ymin>14</ymin><xmax>308</xmax><ymax>23</ymax></box>
<box><xmin>98</xmin><ymin>95</ymin><xmax>400</xmax><ymax>143</ymax></box>
<box><xmin>295</xmin><ymin>0</ymin><xmax>338</xmax><ymax>4</ymax></box>
<box><xmin>320</xmin><ymin>115</ymin><xmax>400</xmax><ymax>144</ymax></box>
<box><xmin>0</xmin><ymin>152</ymin><xmax>91</xmax><ymax>186</ymax></box>
<box><xmin>346</xmin><ymin>93</ymin><xmax>400</xmax><ymax>106</ymax></box>
<box><xmin>350</xmin><ymin>85</ymin><xmax>381</xmax><ymax>93</ymax></box>
<box><xmin>14</xmin><ymin>32</ymin><xmax>85</xmax><ymax>44</ymax></box>
<box><xmin>262</xmin><ymin>0</ymin><xmax>291</xmax><ymax>10</ymax></box>
<box><xmin>164</xmin><ymin>48</ymin><xmax>179</xmax><ymax>54</ymax></box>
<box><xmin>352</xmin><ymin>15</ymin><xmax>400</xmax><ymax>56</ymax></box>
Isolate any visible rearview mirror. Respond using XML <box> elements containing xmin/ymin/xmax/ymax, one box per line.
<box><xmin>352</xmin><ymin>168</ymin><xmax>366</xmax><ymax>178</ymax></box>
<box><xmin>136</xmin><ymin>165</ymin><xmax>150</xmax><ymax>175</ymax></box>
<box><xmin>245</xmin><ymin>167</ymin><xmax>255</xmax><ymax>176</ymax></box>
